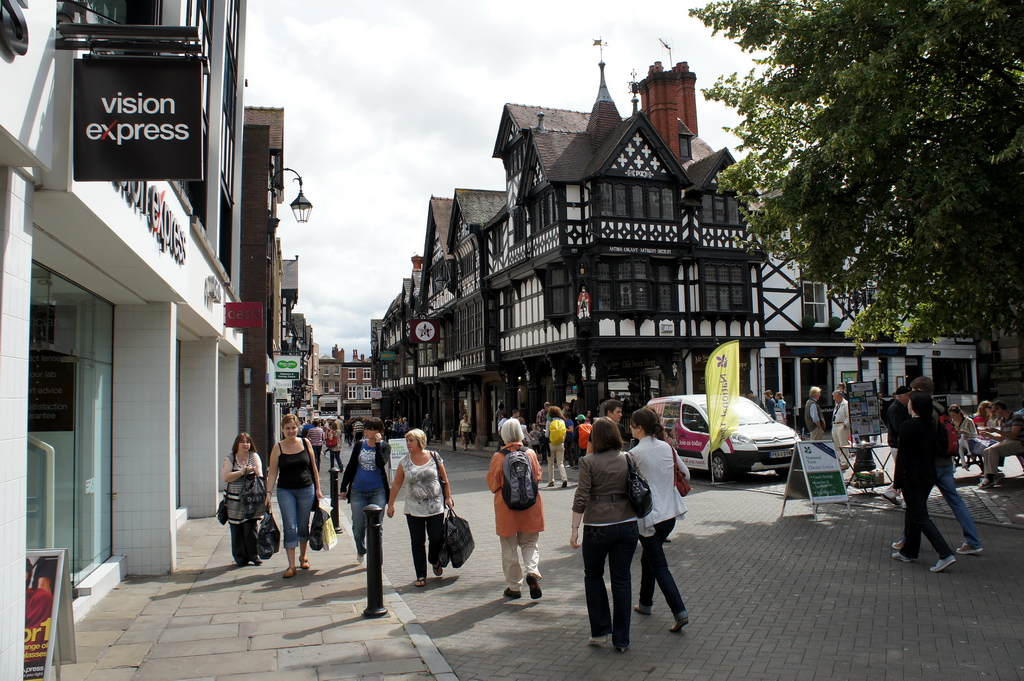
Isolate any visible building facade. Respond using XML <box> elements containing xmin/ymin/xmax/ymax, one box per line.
<box><xmin>376</xmin><ymin>60</ymin><xmax>979</xmax><ymax>442</ymax></box>
<box><xmin>1</xmin><ymin>1</ymin><xmax>249</xmax><ymax>671</ymax></box>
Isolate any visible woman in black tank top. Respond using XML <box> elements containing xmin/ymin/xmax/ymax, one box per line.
<box><xmin>267</xmin><ymin>414</ymin><xmax>323</xmax><ymax>578</ymax></box>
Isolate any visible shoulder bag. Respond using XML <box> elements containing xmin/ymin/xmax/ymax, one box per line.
<box><xmin>624</xmin><ymin>453</ymin><xmax>654</xmax><ymax>517</ymax></box>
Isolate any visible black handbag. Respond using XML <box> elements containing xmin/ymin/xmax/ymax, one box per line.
<box><xmin>217</xmin><ymin>494</ymin><xmax>228</xmax><ymax>525</ymax></box>
<box><xmin>308</xmin><ymin>506</ymin><xmax>328</xmax><ymax>551</ymax></box>
<box><xmin>625</xmin><ymin>453</ymin><xmax>654</xmax><ymax>518</ymax></box>
<box><xmin>256</xmin><ymin>510</ymin><xmax>281</xmax><ymax>560</ymax></box>
<box><xmin>438</xmin><ymin>509</ymin><xmax>475</xmax><ymax>568</ymax></box>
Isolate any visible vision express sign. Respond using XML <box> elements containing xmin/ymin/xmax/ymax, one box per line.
<box><xmin>74</xmin><ymin>59</ymin><xmax>203</xmax><ymax>181</ymax></box>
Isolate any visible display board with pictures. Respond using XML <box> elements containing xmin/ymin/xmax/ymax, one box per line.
<box><xmin>847</xmin><ymin>380</ymin><xmax>881</xmax><ymax>439</ymax></box>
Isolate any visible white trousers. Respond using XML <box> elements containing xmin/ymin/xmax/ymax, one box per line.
<box><xmin>832</xmin><ymin>425</ymin><xmax>852</xmax><ymax>468</ymax></box>
<box><xmin>548</xmin><ymin>443</ymin><xmax>566</xmax><ymax>482</ymax></box>
<box><xmin>499</xmin><ymin>532</ymin><xmax>540</xmax><ymax>591</ymax></box>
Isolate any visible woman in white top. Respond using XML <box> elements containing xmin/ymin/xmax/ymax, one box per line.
<box><xmin>628</xmin><ymin>406</ymin><xmax>690</xmax><ymax>632</ymax></box>
<box><xmin>386</xmin><ymin>429</ymin><xmax>453</xmax><ymax>587</ymax></box>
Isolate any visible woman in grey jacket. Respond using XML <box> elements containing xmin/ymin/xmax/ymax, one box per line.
<box><xmin>570</xmin><ymin>418</ymin><xmax>638</xmax><ymax>653</ymax></box>
<box><xmin>628</xmin><ymin>407</ymin><xmax>690</xmax><ymax>631</ymax></box>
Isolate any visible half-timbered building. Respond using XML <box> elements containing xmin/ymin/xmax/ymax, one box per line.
<box><xmin>377</xmin><ymin>59</ymin><xmax>977</xmax><ymax>443</ymax></box>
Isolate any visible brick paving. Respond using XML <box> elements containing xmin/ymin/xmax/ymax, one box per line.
<box><xmin>384</xmin><ymin>445</ymin><xmax>1024</xmax><ymax>681</ymax></box>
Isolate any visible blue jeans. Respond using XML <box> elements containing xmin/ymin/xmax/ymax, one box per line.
<box><xmin>328</xmin><ymin>449</ymin><xmax>344</xmax><ymax>471</ymax></box>
<box><xmin>277</xmin><ymin>485</ymin><xmax>316</xmax><ymax>549</ymax></box>
<box><xmin>934</xmin><ymin>464</ymin><xmax>982</xmax><ymax>548</ymax></box>
<box><xmin>350</xmin><ymin>487</ymin><xmax>387</xmax><ymax>556</ymax></box>
<box><xmin>638</xmin><ymin>518</ymin><xmax>687</xmax><ymax>618</ymax></box>
<box><xmin>582</xmin><ymin>520</ymin><xmax>638</xmax><ymax>649</ymax></box>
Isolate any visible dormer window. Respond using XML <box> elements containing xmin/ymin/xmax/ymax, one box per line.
<box><xmin>679</xmin><ymin>135</ymin><xmax>692</xmax><ymax>162</ymax></box>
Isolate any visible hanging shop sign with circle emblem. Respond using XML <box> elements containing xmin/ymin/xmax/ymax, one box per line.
<box><xmin>410</xmin><ymin>319</ymin><xmax>440</xmax><ymax>343</ymax></box>
<box><xmin>73</xmin><ymin>58</ymin><xmax>203</xmax><ymax>181</ymax></box>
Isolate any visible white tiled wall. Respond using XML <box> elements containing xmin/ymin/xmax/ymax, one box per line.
<box><xmin>178</xmin><ymin>338</ymin><xmax>218</xmax><ymax>517</ymax></box>
<box><xmin>112</xmin><ymin>303</ymin><xmax>177</xmax><ymax>575</ymax></box>
<box><xmin>0</xmin><ymin>169</ymin><xmax>32</xmax><ymax>679</ymax></box>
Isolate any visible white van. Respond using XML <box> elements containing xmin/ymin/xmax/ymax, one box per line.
<box><xmin>646</xmin><ymin>395</ymin><xmax>798</xmax><ymax>481</ymax></box>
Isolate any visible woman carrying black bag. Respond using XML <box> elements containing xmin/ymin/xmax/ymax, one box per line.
<box><xmin>221</xmin><ymin>433</ymin><xmax>264</xmax><ymax>567</ymax></box>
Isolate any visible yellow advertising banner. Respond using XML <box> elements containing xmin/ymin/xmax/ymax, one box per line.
<box><xmin>705</xmin><ymin>340</ymin><xmax>740</xmax><ymax>454</ymax></box>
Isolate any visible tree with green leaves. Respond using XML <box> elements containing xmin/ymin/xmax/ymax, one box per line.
<box><xmin>691</xmin><ymin>0</ymin><xmax>1024</xmax><ymax>343</ymax></box>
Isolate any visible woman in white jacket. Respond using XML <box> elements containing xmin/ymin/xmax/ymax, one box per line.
<box><xmin>628</xmin><ymin>406</ymin><xmax>690</xmax><ymax>632</ymax></box>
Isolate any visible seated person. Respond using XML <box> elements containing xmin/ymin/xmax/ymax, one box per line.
<box><xmin>978</xmin><ymin>401</ymin><xmax>1024</xmax><ymax>488</ymax></box>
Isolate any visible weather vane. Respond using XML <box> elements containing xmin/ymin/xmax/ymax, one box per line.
<box><xmin>593</xmin><ymin>37</ymin><xmax>608</xmax><ymax>61</ymax></box>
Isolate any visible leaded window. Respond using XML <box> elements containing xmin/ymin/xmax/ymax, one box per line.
<box><xmin>702</xmin><ymin>262</ymin><xmax>749</xmax><ymax>311</ymax></box>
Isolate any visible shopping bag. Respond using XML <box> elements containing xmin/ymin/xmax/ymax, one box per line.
<box><xmin>309</xmin><ymin>505</ymin><xmax>326</xmax><ymax>551</ymax></box>
<box><xmin>256</xmin><ymin>510</ymin><xmax>280</xmax><ymax>560</ymax></box>
<box><xmin>239</xmin><ymin>474</ymin><xmax>266</xmax><ymax>519</ymax></box>
<box><xmin>319</xmin><ymin>499</ymin><xmax>337</xmax><ymax>551</ymax></box>
<box><xmin>438</xmin><ymin>509</ymin><xmax>475</xmax><ymax>568</ymax></box>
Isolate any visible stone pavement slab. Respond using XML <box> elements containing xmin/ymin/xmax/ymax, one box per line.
<box><xmin>61</xmin><ymin>499</ymin><xmax>455</xmax><ymax>681</ymax></box>
<box><xmin>382</xmin><ymin>446</ymin><xmax>1024</xmax><ymax>681</ymax></box>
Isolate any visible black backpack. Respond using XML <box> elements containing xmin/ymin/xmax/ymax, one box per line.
<box><xmin>501</xmin><ymin>447</ymin><xmax>538</xmax><ymax>511</ymax></box>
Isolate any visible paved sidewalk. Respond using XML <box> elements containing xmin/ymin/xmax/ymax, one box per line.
<box><xmin>62</xmin><ymin>513</ymin><xmax>456</xmax><ymax>681</ymax></box>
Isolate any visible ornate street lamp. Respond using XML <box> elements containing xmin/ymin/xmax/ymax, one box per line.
<box><xmin>273</xmin><ymin>167</ymin><xmax>313</xmax><ymax>223</ymax></box>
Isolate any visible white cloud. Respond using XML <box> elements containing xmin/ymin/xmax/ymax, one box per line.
<box><xmin>243</xmin><ymin>1</ymin><xmax>753</xmax><ymax>354</ymax></box>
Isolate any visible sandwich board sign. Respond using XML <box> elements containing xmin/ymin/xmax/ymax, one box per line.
<box><xmin>781</xmin><ymin>441</ymin><xmax>851</xmax><ymax>521</ymax></box>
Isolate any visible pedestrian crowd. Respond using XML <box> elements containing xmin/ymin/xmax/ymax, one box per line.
<box><xmin>218</xmin><ymin>378</ymin><xmax>1021</xmax><ymax>651</ymax></box>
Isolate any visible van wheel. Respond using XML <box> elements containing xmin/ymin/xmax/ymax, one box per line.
<box><xmin>710</xmin><ymin>451</ymin><xmax>733</xmax><ymax>482</ymax></box>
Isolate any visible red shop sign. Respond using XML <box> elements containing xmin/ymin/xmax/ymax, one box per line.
<box><xmin>225</xmin><ymin>302</ymin><xmax>264</xmax><ymax>328</ymax></box>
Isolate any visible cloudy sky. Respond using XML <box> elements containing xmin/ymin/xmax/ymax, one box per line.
<box><xmin>243</xmin><ymin>0</ymin><xmax>754</xmax><ymax>358</ymax></box>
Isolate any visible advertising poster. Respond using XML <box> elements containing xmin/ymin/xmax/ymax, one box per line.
<box><xmin>388</xmin><ymin>439</ymin><xmax>409</xmax><ymax>471</ymax></box>
<box><xmin>798</xmin><ymin>442</ymin><xmax>849</xmax><ymax>504</ymax></box>
<box><xmin>24</xmin><ymin>550</ymin><xmax>65</xmax><ymax>681</ymax></box>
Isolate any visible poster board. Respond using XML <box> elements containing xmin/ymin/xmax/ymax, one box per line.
<box><xmin>781</xmin><ymin>442</ymin><xmax>851</xmax><ymax>520</ymax></box>
<box><xmin>388</xmin><ymin>439</ymin><xmax>409</xmax><ymax>471</ymax></box>
<box><xmin>25</xmin><ymin>549</ymin><xmax>76</xmax><ymax>681</ymax></box>
<box><xmin>847</xmin><ymin>380</ymin><xmax>881</xmax><ymax>440</ymax></box>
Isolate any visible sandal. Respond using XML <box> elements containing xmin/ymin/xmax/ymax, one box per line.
<box><xmin>283</xmin><ymin>567</ymin><xmax>297</xmax><ymax>578</ymax></box>
<box><xmin>299</xmin><ymin>558</ymin><xmax>310</xmax><ymax>570</ymax></box>
<box><xmin>432</xmin><ymin>564</ymin><xmax>443</xmax><ymax>577</ymax></box>
<box><xmin>414</xmin><ymin>578</ymin><xmax>427</xmax><ymax>587</ymax></box>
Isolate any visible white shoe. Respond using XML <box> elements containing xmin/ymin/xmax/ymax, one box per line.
<box><xmin>356</xmin><ymin>554</ymin><xmax>365</xmax><ymax>564</ymax></box>
<box><xmin>881</xmin><ymin>488</ymin><xmax>901</xmax><ymax>506</ymax></box>
<box><xmin>891</xmin><ymin>539</ymin><xmax>905</xmax><ymax>550</ymax></box>
<box><xmin>588</xmin><ymin>634</ymin><xmax>609</xmax><ymax>646</ymax></box>
<box><xmin>955</xmin><ymin>543</ymin><xmax>983</xmax><ymax>555</ymax></box>
<box><xmin>930</xmin><ymin>555</ymin><xmax>956</xmax><ymax>572</ymax></box>
<box><xmin>891</xmin><ymin>551</ymin><xmax>913</xmax><ymax>563</ymax></box>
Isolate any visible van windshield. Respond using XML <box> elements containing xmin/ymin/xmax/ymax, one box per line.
<box><xmin>732</xmin><ymin>398</ymin><xmax>775</xmax><ymax>425</ymax></box>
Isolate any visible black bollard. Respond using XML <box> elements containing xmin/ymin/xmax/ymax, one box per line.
<box><xmin>329</xmin><ymin>466</ymin><xmax>341</xmax><ymax>530</ymax></box>
<box><xmin>362</xmin><ymin>504</ymin><xmax>388</xmax><ymax>618</ymax></box>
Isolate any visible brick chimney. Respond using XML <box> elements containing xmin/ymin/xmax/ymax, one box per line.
<box><xmin>411</xmin><ymin>255</ymin><xmax>423</xmax><ymax>271</ymax></box>
<box><xmin>352</xmin><ymin>349</ymin><xmax>358</xmax><ymax>361</ymax></box>
<box><xmin>638</xmin><ymin>61</ymin><xmax>698</xmax><ymax>161</ymax></box>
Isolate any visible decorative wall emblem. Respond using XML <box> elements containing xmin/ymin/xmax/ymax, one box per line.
<box><xmin>608</xmin><ymin>132</ymin><xmax>668</xmax><ymax>179</ymax></box>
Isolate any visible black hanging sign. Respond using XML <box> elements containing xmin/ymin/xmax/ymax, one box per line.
<box><xmin>73</xmin><ymin>59</ymin><xmax>203</xmax><ymax>181</ymax></box>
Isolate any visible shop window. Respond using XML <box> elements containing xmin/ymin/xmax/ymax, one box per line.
<box><xmin>702</xmin><ymin>261</ymin><xmax>749</xmax><ymax>312</ymax></box>
<box><xmin>802</xmin><ymin>282</ymin><xmax>828</xmax><ymax>323</ymax></box>
<box><xmin>28</xmin><ymin>264</ymin><xmax>114</xmax><ymax>584</ymax></box>
<box><xmin>932</xmin><ymin>358</ymin><xmax>974</xmax><ymax>394</ymax></box>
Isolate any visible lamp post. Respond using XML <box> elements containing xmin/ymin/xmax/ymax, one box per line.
<box><xmin>272</xmin><ymin>167</ymin><xmax>313</xmax><ymax>223</ymax></box>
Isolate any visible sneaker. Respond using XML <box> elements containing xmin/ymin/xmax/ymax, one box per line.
<box><xmin>526</xmin><ymin>573</ymin><xmax>543</xmax><ymax>599</ymax></box>
<box><xmin>503</xmin><ymin>587</ymin><xmax>522</xmax><ymax>599</ymax></box>
<box><xmin>881</xmin><ymin>488</ymin><xmax>901</xmax><ymax>506</ymax></box>
<box><xmin>891</xmin><ymin>551</ymin><xmax>913</xmax><ymax>562</ymax></box>
<box><xmin>978</xmin><ymin>477</ymin><xmax>996</xmax><ymax>489</ymax></box>
<box><xmin>588</xmin><ymin>634</ymin><xmax>609</xmax><ymax>646</ymax></box>
<box><xmin>930</xmin><ymin>555</ymin><xmax>957</xmax><ymax>572</ymax></box>
<box><xmin>356</xmin><ymin>554</ymin><xmax>365</xmax><ymax>564</ymax></box>
<box><xmin>955</xmin><ymin>543</ymin><xmax>983</xmax><ymax>555</ymax></box>
<box><xmin>891</xmin><ymin>540</ymin><xmax>905</xmax><ymax>550</ymax></box>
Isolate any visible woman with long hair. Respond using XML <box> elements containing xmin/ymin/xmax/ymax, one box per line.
<box><xmin>891</xmin><ymin>392</ymin><xmax>956</xmax><ymax>572</ymax></box>
<box><xmin>973</xmin><ymin>401</ymin><xmax>994</xmax><ymax>428</ymax></box>
<box><xmin>266</xmin><ymin>414</ymin><xmax>323</xmax><ymax>578</ymax></box>
<box><xmin>628</xmin><ymin>407</ymin><xmax>690</xmax><ymax>631</ymax></box>
<box><xmin>340</xmin><ymin>416</ymin><xmax>391</xmax><ymax>564</ymax></box>
<box><xmin>386</xmin><ymin>429</ymin><xmax>453</xmax><ymax>587</ymax></box>
<box><xmin>570</xmin><ymin>418</ymin><xmax>638</xmax><ymax>653</ymax></box>
<box><xmin>221</xmin><ymin>432</ymin><xmax>264</xmax><ymax>567</ymax></box>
